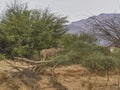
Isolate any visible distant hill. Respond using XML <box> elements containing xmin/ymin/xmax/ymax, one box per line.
<box><xmin>66</xmin><ymin>13</ymin><xmax>120</xmax><ymax>46</ymax></box>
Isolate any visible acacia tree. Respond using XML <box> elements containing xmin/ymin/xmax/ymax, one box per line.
<box><xmin>0</xmin><ymin>0</ymin><xmax>68</xmax><ymax>59</ymax></box>
<box><xmin>89</xmin><ymin>15</ymin><xmax>120</xmax><ymax>47</ymax></box>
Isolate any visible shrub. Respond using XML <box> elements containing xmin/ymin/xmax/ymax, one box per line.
<box><xmin>0</xmin><ymin>53</ymin><xmax>7</xmax><ymax>60</ymax></box>
<box><xmin>58</xmin><ymin>34</ymin><xmax>79</xmax><ymax>48</ymax></box>
<box><xmin>0</xmin><ymin>1</ymin><xmax>68</xmax><ymax>59</ymax></box>
<box><xmin>58</xmin><ymin>33</ymin><xmax>96</xmax><ymax>49</ymax></box>
<box><xmin>78</xmin><ymin>33</ymin><xmax>97</xmax><ymax>43</ymax></box>
<box><xmin>12</xmin><ymin>45</ymin><xmax>29</xmax><ymax>57</ymax></box>
<box><xmin>96</xmin><ymin>46</ymin><xmax>110</xmax><ymax>55</ymax></box>
<box><xmin>52</xmin><ymin>39</ymin><xmax>120</xmax><ymax>74</ymax></box>
<box><xmin>110</xmin><ymin>48</ymin><xmax>120</xmax><ymax>59</ymax></box>
<box><xmin>53</xmin><ymin>40</ymin><xmax>96</xmax><ymax>65</ymax></box>
<box><xmin>83</xmin><ymin>53</ymin><xmax>119</xmax><ymax>73</ymax></box>
<box><xmin>30</xmin><ymin>50</ymin><xmax>40</xmax><ymax>60</ymax></box>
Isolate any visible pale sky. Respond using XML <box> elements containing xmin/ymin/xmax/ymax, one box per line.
<box><xmin>0</xmin><ymin>0</ymin><xmax>120</xmax><ymax>22</ymax></box>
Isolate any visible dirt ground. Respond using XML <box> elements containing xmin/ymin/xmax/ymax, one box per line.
<box><xmin>0</xmin><ymin>60</ymin><xmax>120</xmax><ymax>90</ymax></box>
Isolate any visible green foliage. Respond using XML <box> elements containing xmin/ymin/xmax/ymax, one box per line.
<box><xmin>0</xmin><ymin>54</ymin><xmax>7</xmax><ymax>60</ymax></box>
<box><xmin>84</xmin><ymin>54</ymin><xmax>119</xmax><ymax>73</ymax></box>
<box><xmin>58</xmin><ymin>33</ymin><xmax>96</xmax><ymax>49</ymax></box>
<box><xmin>53</xmin><ymin>40</ymin><xmax>96</xmax><ymax>64</ymax></box>
<box><xmin>52</xmin><ymin>39</ymin><xmax>120</xmax><ymax>73</ymax></box>
<box><xmin>58</xmin><ymin>34</ymin><xmax>79</xmax><ymax>47</ymax></box>
<box><xmin>12</xmin><ymin>45</ymin><xmax>29</xmax><ymax>57</ymax></box>
<box><xmin>30</xmin><ymin>50</ymin><xmax>40</xmax><ymax>60</ymax></box>
<box><xmin>110</xmin><ymin>48</ymin><xmax>120</xmax><ymax>59</ymax></box>
<box><xmin>78</xmin><ymin>33</ymin><xmax>97</xmax><ymax>43</ymax></box>
<box><xmin>30</xmin><ymin>9</ymin><xmax>68</xmax><ymax>49</ymax></box>
<box><xmin>95</xmin><ymin>46</ymin><xmax>110</xmax><ymax>55</ymax></box>
<box><xmin>0</xmin><ymin>1</ymin><xmax>68</xmax><ymax>59</ymax></box>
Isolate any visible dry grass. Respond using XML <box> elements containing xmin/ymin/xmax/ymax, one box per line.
<box><xmin>0</xmin><ymin>60</ymin><xmax>120</xmax><ymax>90</ymax></box>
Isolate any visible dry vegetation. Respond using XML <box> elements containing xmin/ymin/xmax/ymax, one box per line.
<box><xmin>0</xmin><ymin>60</ymin><xmax>120</xmax><ymax>90</ymax></box>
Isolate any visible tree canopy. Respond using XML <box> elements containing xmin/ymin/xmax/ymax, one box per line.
<box><xmin>0</xmin><ymin>0</ymin><xmax>68</xmax><ymax>59</ymax></box>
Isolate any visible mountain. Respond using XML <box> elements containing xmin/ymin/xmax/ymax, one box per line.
<box><xmin>67</xmin><ymin>13</ymin><xmax>120</xmax><ymax>34</ymax></box>
<box><xmin>66</xmin><ymin>13</ymin><xmax>120</xmax><ymax>46</ymax></box>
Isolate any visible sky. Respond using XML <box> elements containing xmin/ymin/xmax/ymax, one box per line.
<box><xmin>0</xmin><ymin>0</ymin><xmax>120</xmax><ymax>22</ymax></box>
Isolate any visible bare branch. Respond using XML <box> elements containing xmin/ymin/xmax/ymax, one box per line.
<box><xmin>89</xmin><ymin>15</ymin><xmax>120</xmax><ymax>47</ymax></box>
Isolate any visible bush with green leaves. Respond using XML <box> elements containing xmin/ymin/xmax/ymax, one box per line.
<box><xmin>83</xmin><ymin>53</ymin><xmax>120</xmax><ymax>73</ymax></box>
<box><xmin>0</xmin><ymin>54</ymin><xmax>7</xmax><ymax>60</ymax></box>
<box><xmin>110</xmin><ymin>48</ymin><xmax>120</xmax><ymax>59</ymax></box>
<box><xmin>59</xmin><ymin>33</ymin><xmax>96</xmax><ymax>48</ymax></box>
<box><xmin>58</xmin><ymin>34</ymin><xmax>79</xmax><ymax>48</ymax></box>
<box><xmin>53</xmin><ymin>40</ymin><xmax>96</xmax><ymax>64</ymax></box>
<box><xmin>52</xmin><ymin>39</ymin><xmax>120</xmax><ymax>73</ymax></box>
<box><xmin>78</xmin><ymin>33</ymin><xmax>97</xmax><ymax>43</ymax></box>
<box><xmin>0</xmin><ymin>0</ymin><xmax>68</xmax><ymax>59</ymax></box>
<box><xmin>12</xmin><ymin>45</ymin><xmax>29</xmax><ymax>57</ymax></box>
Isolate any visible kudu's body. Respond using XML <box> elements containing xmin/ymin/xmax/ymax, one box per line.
<box><xmin>40</xmin><ymin>47</ymin><xmax>64</xmax><ymax>61</ymax></box>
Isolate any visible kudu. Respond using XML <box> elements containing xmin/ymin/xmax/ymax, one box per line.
<box><xmin>40</xmin><ymin>46</ymin><xmax>64</xmax><ymax>61</ymax></box>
